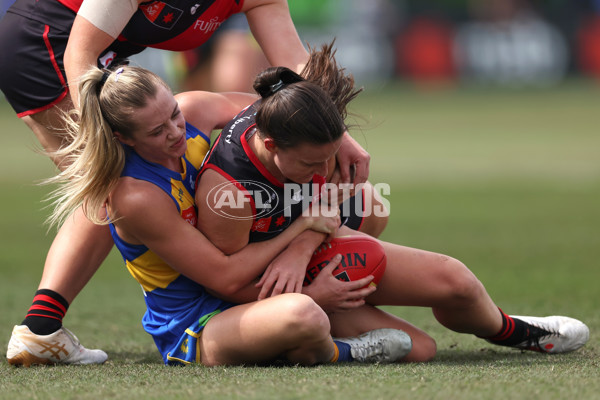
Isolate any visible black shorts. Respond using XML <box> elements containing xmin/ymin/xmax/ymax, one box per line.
<box><xmin>0</xmin><ymin>0</ymin><xmax>144</xmax><ymax>117</ymax></box>
<box><xmin>340</xmin><ymin>189</ymin><xmax>365</xmax><ymax>231</ymax></box>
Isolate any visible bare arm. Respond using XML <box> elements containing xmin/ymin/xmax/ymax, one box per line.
<box><xmin>64</xmin><ymin>16</ymin><xmax>117</xmax><ymax>107</ymax></box>
<box><xmin>242</xmin><ymin>0</ymin><xmax>309</xmax><ymax>73</ymax></box>
<box><xmin>64</xmin><ymin>0</ymin><xmax>143</xmax><ymax>107</ymax></box>
<box><xmin>176</xmin><ymin>91</ymin><xmax>258</xmax><ymax>134</ymax></box>
<box><xmin>110</xmin><ymin>178</ymin><xmax>336</xmax><ymax>298</ymax></box>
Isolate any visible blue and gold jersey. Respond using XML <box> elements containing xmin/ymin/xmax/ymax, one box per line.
<box><xmin>109</xmin><ymin>122</ymin><xmax>235</xmax><ymax>365</ymax></box>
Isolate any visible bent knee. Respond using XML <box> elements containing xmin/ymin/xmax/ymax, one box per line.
<box><xmin>277</xmin><ymin>293</ymin><xmax>330</xmax><ymax>337</ymax></box>
<box><xmin>438</xmin><ymin>256</ymin><xmax>486</xmax><ymax>307</ymax></box>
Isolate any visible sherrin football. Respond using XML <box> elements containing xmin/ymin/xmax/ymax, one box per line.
<box><xmin>303</xmin><ymin>236</ymin><xmax>387</xmax><ymax>287</ymax></box>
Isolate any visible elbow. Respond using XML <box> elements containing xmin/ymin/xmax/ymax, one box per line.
<box><xmin>206</xmin><ymin>277</ymin><xmax>249</xmax><ymax>300</ymax></box>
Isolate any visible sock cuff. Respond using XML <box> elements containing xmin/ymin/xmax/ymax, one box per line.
<box><xmin>35</xmin><ymin>289</ymin><xmax>69</xmax><ymax>311</ymax></box>
<box><xmin>329</xmin><ymin>343</ymin><xmax>340</xmax><ymax>363</ymax></box>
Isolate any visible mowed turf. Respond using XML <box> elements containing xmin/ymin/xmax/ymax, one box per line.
<box><xmin>0</xmin><ymin>81</ymin><xmax>599</xmax><ymax>400</ymax></box>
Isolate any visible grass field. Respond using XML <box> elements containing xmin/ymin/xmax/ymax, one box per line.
<box><xmin>1</xmin><ymin>81</ymin><xmax>599</xmax><ymax>399</ymax></box>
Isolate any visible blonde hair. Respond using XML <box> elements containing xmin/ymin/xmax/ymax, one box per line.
<box><xmin>45</xmin><ymin>66</ymin><xmax>169</xmax><ymax>228</ymax></box>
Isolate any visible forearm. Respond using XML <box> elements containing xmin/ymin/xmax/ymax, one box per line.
<box><xmin>206</xmin><ymin>217</ymin><xmax>312</xmax><ymax>296</ymax></box>
<box><xmin>244</xmin><ymin>0</ymin><xmax>309</xmax><ymax>73</ymax></box>
<box><xmin>64</xmin><ymin>9</ymin><xmax>131</xmax><ymax>106</ymax></box>
<box><xmin>206</xmin><ymin>283</ymin><xmax>260</xmax><ymax>304</ymax></box>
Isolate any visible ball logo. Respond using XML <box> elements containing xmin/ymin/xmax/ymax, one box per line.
<box><xmin>207</xmin><ymin>180</ymin><xmax>279</xmax><ymax>220</ymax></box>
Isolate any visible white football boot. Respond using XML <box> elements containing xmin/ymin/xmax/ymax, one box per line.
<box><xmin>507</xmin><ymin>315</ymin><xmax>589</xmax><ymax>353</ymax></box>
<box><xmin>6</xmin><ymin>325</ymin><xmax>108</xmax><ymax>366</ymax></box>
<box><xmin>335</xmin><ymin>328</ymin><xmax>412</xmax><ymax>363</ymax></box>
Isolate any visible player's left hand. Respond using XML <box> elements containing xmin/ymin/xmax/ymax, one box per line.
<box><xmin>336</xmin><ymin>131</ymin><xmax>370</xmax><ymax>185</ymax></box>
<box><xmin>256</xmin><ymin>246</ymin><xmax>311</xmax><ymax>300</ymax></box>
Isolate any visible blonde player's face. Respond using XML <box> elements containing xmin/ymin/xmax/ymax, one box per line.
<box><xmin>118</xmin><ymin>85</ymin><xmax>187</xmax><ymax>169</ymax></box>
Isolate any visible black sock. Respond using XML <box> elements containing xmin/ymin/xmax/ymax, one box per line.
<box><xmin>21</xmin><ymin>289</ymin><xmax>69</xmax><ymax>335</ymax></box>
<box><xmin>483</xmin><ymin>309</ymin><xmax>531</xmax><ymax>346</ymax></box>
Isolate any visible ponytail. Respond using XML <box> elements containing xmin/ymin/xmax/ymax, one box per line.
<box><xmin>44</xmin><ymin>66</ymin><xmax>167</xmax><ymax>228</ymax></box>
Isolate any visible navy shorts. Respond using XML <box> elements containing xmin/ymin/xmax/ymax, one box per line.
<box><xmin>0</xmin><ymin>0</ymin><xmax>144</xmax><ymax>117</ymax></box>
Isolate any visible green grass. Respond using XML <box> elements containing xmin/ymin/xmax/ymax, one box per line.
<box><xmin>1</xmin><ymin>82</ymin><xmax>599</xmax><ymax>399</ymax></box>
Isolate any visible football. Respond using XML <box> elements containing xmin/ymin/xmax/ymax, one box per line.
<box><xmin>303</xmin><ymin>236</ymin><xmax>387</xmax><ymax>287</ymax></box>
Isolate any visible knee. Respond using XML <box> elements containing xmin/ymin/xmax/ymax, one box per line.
<box><xmin>438</xmin><ymin>256</ymin><xmax>486</xmax><ymax>308</ymax></box>
<box><xmin>278</xmin><ymin>293</ymin><xmax>330</xmax><ymax>339</ymax></box>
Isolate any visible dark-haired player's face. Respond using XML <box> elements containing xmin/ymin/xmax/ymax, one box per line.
<box><xmin>273</xmin><ymin>138</ymin><xmax>342</xmax><ymax>183</ymax></box>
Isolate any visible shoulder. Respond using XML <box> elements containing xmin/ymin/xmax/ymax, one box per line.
<box><xmin>110</xmin><ymin>177</ymin><xmax>174</xmax><ymax>220</ymax></box>
<box><xmin>177</xmin><ymin>91</ymin><xmax>257</xmax><ymax>132</ymax></box>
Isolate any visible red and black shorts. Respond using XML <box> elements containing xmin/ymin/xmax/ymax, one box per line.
<box><xmin>0</xmin><ymin>0</ymin><xmax>143</xmax><ymax>118</ymax></box>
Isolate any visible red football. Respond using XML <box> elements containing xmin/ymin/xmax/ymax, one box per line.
<box><xmin>303</xmin><ymin>236</ymin><xmax>387</xmax><ymax>287</ymax></box>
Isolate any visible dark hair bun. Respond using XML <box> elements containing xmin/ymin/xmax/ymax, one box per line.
<box><xmin>253</xmin><ymin>67</ymin><xmax>304</xmax><ymax>98</ymax></box>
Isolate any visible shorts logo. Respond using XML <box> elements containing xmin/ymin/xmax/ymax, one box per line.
<box><xmin>140</xmin><ymin>2</ymin><xmax>183</xmax><ymax>30</ymax></box>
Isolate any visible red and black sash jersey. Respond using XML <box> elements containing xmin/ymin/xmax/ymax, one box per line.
<box><xmin>200</xmin><ymin>101</ymin><xmax>365</xmax><ymax>243</ymax></box>
<box><xmin>57</xmin><ymin>0</ymin><xmax>243</xmax><ymax>51</ymax></box>
<box><xmin>200</xmin><ymin>102</ymin><xmax>323</xmax><ymax>243</ymax></box>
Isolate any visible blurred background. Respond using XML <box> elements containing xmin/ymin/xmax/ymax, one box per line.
<box><xmin>2</xmin><ymin>0</ymin><xmax>600</xmax><ymax>91</ymax></box>
<box><xmin>0</xmin><ymin>0</ymin><xmax>598</xmax><ymax>371</ymax></box>
<box><xmin>143</xmin><ymin>0</ymin><xmax>600</xmax><ymax>91</ymax></box>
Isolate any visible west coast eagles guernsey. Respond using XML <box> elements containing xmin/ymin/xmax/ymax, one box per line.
<box><xmin>200</xmin><ymin>101</ymin><xmax>364</xmax><ymax>244</ymax></box>
<box><xmin>109</xmin><ymin>122</ymin><xmax>235</xmax><ymax>365</ymax></box>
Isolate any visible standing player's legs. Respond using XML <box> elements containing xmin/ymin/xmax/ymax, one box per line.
<box><xmin>21</xmin><ymin>96</ymin><xmax>73</xmax><ymax>167</ymax></box>
<box><xmin>38</xmin><ymin>208</ymin><xmax>114</xmax><ymax>304</ymax></box>
<box><xmin>19</xmin><ymin>94</ymin><xmax>114</xmax><ymax>311</ymax></box>
<box><xmin>6</xmin><ymin>90</ymin><xmax>112</xmax><ymax>365</ymax></box>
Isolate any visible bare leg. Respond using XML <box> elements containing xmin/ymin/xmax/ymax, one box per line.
<box><xmin>356</xmin><ymin>181</ymin><xmax>389</xmax><ymax>238</ymax></box>
<box><xmin>366</xmin><ymin>242</ymin><xmax>502</xmax><ymax>337</ymax></box>
<box><xmin>21</xmin><ymin>97</ymin><xmax>73</xmax><ymax>168</ymax></box>
<box><xmin>21</xmin><ymin>98</ymin><xmax>113</xmax><ymax>303</ymax></box>
<box><xmin>7</xmin><ymin>99</ymin><xmax>112</xmax><ymax>365</ymax></box>
<box><xmin>39</xmin><ymin>206</ymin><xmax>114</xmax><ymax>303</ymax></box>
<box><xmin>200</xmin><ymin>293</ymin><xmax>335</xmax><ymax>366</ymax></box>
<box><xmin>329</xmin><ymin>305</ymin><xmax>437</xmax><ymax>362</ymax></box>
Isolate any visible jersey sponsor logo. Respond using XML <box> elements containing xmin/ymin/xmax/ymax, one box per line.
<box><xmin>193</xmin><ymin>16</ymin><xmax>223</xmax><ymax>34</ymax></box>
<box><xmin>224</xmin><ymin>115</ymin><xmax>254</xmax><ymax>144</ymax></box>
<box><xmin>140</xmin><ymin>2</ymin><xmax>183</xmax><ymax>30</ymax></box>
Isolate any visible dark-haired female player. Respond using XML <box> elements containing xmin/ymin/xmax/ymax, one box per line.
<box><xmin>196</xmin><ymin>47</ymin><xmax>590</xmax><ymax>362</ymax></box>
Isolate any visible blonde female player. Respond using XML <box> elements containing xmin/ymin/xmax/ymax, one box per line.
<box><xmin>7</xmin><ymin>64</ymin><xmax>412</xmax><ymax>366</ymax></box>
<box><xmin>2</xmin><ymin>0</ymin><xmax>370</xmax><ymax>365</ymax></box>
